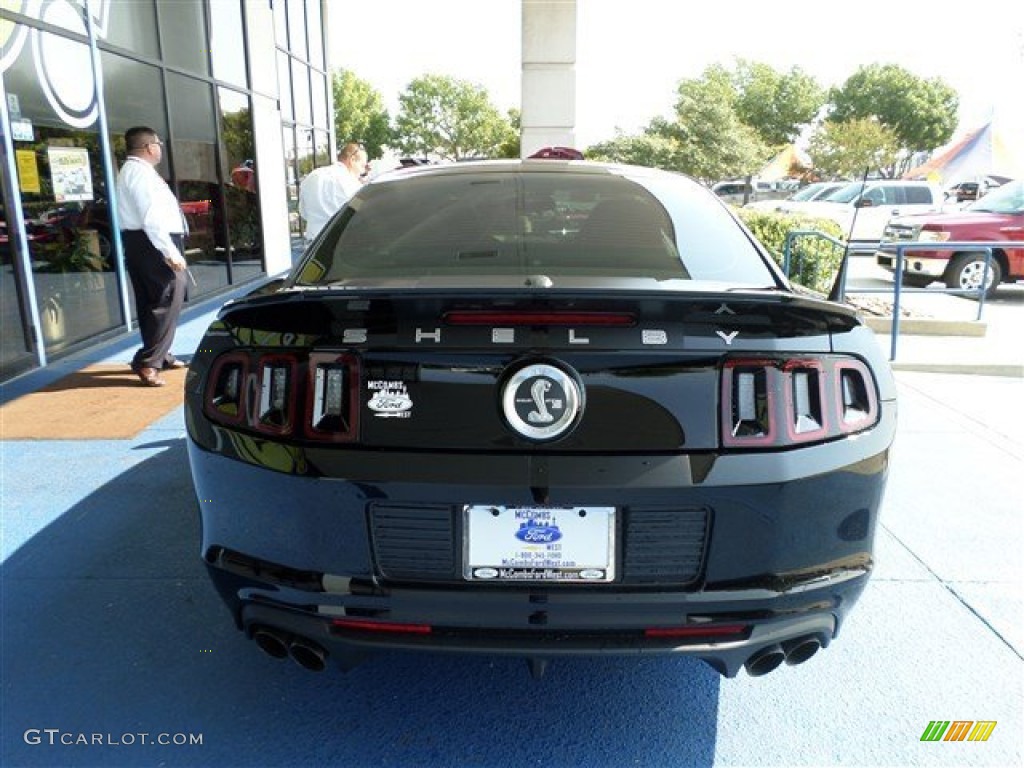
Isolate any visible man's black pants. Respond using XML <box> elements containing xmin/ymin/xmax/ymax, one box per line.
<box><xmin>122</xmin><ymin>230</ymin><xmax>187</xmax><ymax>370</ymax></box>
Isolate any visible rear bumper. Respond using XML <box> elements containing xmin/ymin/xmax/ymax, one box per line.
<box><xmin>875</xmin><ymin>249</ymin><xmax>948</xmax><ymax>277</ymax></box>
<box><xmin>235</xmin><ymin>591</ymin><xmax>842</xmax><ymax>678</ymax></box>
<box><xmin>190</xmin><ymin>408</ymin><xmax>893</xmax><ymax>676</ymax></box>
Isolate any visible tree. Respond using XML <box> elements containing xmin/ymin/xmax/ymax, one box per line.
<box><xmin>393</xmin><ymin>74</ymin><xmax>516</xmax><ymax>161</ymax></box>
<box><xmin>586</xmin><ymin>65</ymin><xmax>772</xmax><ymax>182</ymax></box>
<box><xmin>659</xmin><ymin>65</ymin><xmax>771</xmax><ymax>183</ymax></box>
<box><xmin>828</xmin><ymin>64</ymin><xmax>958</xmax><ymax>176</ymax></box>
<box><xmin>331</xmin><ymin>69</ymin><xmax>391</xmax><ymax>159</ymax></box>
<box><xmin>806</xmin><ymin>118</ymin><xmax>900</xmax><ymax>180</ymax></box>
<box><xmin>496</xmin><ymin>108</ymin><xmax>521</xmax><ymax>159</ymax></box>
<box><xmin>731</xmin><ymin>59</ymin><xmax>825</xmax><ymax>147</ymax></box>
<box><xmin>585</xmin><ymin>130</ymin><xmax>682</xmax><ymax>169</ymax></box>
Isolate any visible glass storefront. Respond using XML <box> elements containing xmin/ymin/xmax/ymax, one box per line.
<box><xmin>0</xmin><ymin>0</ymin><xmax>331</xmax><ymax>382</ymax></box>
<box><xmin>3</xmin><ymin>23</ymin><xmax>120</xmax><ymax>362</ymax></box>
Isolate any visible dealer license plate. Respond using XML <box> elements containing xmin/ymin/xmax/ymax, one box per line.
<box><xmin>463</xmin><ymin>505</ymin><xmax>615</xmax><ymax>582</ymax></box>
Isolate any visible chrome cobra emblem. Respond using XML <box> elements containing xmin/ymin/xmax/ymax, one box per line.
<box><xmin>528</xmin><ymin>379</ymin><xmax>553</xmax><ymax>423</ymax></box>
<box><xmin>502</xmin><ymin>363</ymin><xmax>582</xmax><ymax>441</ymax></box>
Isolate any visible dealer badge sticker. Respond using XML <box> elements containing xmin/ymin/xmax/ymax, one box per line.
<box><xmin>502</xmin><ymin>363</ymin><xmax>582</xmax><ymax>441</ymax></box>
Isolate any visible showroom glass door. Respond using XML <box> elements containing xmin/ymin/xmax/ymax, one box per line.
<box><xmin>1</xmin><ymin>21</ymin><xmax>122</xmax><ymax>357</ymax></box>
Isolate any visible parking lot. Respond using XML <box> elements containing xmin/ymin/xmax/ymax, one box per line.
<box><xmin>2</xmin><ymin>279</ymin><xmax>1022</xmax><ymax>767</ymax></box>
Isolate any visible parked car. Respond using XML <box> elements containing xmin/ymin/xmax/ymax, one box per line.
<box><xmin>185</xmin><ymin>160</ymin><xmax>896</xmax><ymax>680</ymax></box>
<box><xmin>875</xmin><ymin>178</ymin><xmax>1024</xmax><ymax>297</ymax></box>
<box><xmin>712</xmin><ymin>178</ymin><xmax>796</xmax><ymax>206</ymax></box>
<box><xmin>790</xmin><ymin>179</ymin><xmax>943</xmax><ymax>250</ymax></box>
<box><xmin>943</xmin><ymin>177</ymin><xmax>1007</xmax><ymax>205</ymax></box>
<box><xmin>744</xmin><ymin>181</ymin><xmax>846</xmax><ymax>212</ymax></box>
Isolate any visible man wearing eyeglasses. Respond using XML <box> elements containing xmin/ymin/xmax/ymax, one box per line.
<box><xmin>116</xmin><ymin>125</ymin><xmax>189</xmax><ymax>387</ymax></box>
<box><xmin>298</xmin><ymin>142</ymin><xmax>368</xmax><ymax>244</ymax></box>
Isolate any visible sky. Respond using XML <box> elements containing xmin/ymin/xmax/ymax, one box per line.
<box><xmin>329</xmin><ymin>0</ymin><xmax>1024</xmax><ymax>150</ymax></box>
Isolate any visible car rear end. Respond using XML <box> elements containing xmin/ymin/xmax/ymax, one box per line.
<box><xmin>185</xmin><ymin>162</ymin><xmax>896</xmax><ymax>678</ymax></box>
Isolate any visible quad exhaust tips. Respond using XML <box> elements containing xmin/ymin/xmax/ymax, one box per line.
<box><xmin>251</xmin><ymin>626</ymin><xmax>327</xmax><ymax>672</ymax></box>
<box><xmin>251</xmin><ymin>624</ymin><xmax>824</xmax><ymax>678</ymax></box>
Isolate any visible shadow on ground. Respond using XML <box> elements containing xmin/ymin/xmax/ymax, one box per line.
<box><xmin>2</xmin><ymin>439</ymin><xmax>721</xmax><ymax>768</ymax></box>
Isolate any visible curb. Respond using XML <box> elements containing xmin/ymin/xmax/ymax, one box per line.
<box><xmin>890</xmin><ymin>363</ymin><xmax>1024</xmax><ymax>378</ymax></box>
<box><xmin>863</xmin><ymin>317</ymin><xmax>987</xmax><ymax>336</ymax></box>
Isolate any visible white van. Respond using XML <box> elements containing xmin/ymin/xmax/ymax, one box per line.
<box><xmin>791</xmin><ymin>180</ymin><xmax>943</xmax><ymax>250</ymax></box>
<box><xmin>712</xmin><ymin>179</ymin><xmax>796</xmax><ymax>206</ymax></box>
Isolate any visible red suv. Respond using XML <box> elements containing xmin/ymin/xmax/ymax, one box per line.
<box><xmin>875</xmin><ymin>180</ymin><xmax>1024</xmax><ymax>297</ymax></box>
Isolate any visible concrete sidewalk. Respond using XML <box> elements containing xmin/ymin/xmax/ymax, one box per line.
<box><xmin>846</xmin><ymin>256</ymin><xmax>1024</xmax><ymax>378</ymax></box>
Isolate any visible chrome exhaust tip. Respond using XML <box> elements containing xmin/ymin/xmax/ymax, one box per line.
<box><xmin>252</xmin><ymin>627</ymin><xmax>290</xmax><ymax>659</ymax></box>
<box><xmin>288</xmin><ymin>638</ymin><xmax>328</xmax><ymax>672</ymax></box>
<box><xmin>744</xmin><ymin>644</ymin><xmax>786</xmax><ymax>677</ymax></box>
<box><xmin>782</xmin><ymin>636</ymin><xmax>822</xmax><ymax>666</ymax></box>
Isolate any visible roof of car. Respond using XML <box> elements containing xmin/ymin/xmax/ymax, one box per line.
<box><xmin>372</xmin><ymin>158</ymin><xmax>674</xmax><ymax>184</ymax></box>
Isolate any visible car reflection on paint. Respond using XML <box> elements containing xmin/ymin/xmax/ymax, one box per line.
<box><xmin>185</xmin><ymin>159</ymin><xmax>896</xmax><ymax>680</ymax></box>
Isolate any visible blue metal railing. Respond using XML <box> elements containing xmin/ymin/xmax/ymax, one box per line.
<box><xmin>781</xmin><ymin>229</ymin><xmax>846</xmax><ymax>283</ymax></box>
<box><xmin>782</xmin><ymin>231</ymin><xmax>1024</xmax><ymax>361</ymax></box>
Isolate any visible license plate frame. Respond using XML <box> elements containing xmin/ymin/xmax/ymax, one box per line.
<box><xmin>462</xmin><ymin>505</ymin><xmax>616</xmax><ymax>582</ymax></box>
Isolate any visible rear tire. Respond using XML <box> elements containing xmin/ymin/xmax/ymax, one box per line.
<box><xmin>945</xmin><ymin>252</ymin><xmax>1002</xmax><ymax>299</ymax></box>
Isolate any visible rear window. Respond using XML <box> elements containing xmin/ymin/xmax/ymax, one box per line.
<box><xmin>294</xmin><ymin>168</ymin><xmax>778</xmax><ymax>287</ymax></box>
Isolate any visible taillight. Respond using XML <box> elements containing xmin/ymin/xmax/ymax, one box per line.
<box><xmin>722</xmin><ymin>359</ymin><xmax>776</xmax><ymax>446</ymax></box>
<box><xmin>203</xmin><ymin>351</ymin><xmax>360</xmax><ymax>441</ymax></box>
<box><xmin>722</xmin><ymin>356</ymin><xmax>878</xmax><ymax>449</ymax></box>
<box><xmin>255</xmin><ymin>356</ymin><xmax>297</xmax><ymax>434</ymax></box>
<box><xmin>305</xmin><ymin>353</ymin><xmax>360</xmax><ymax>441</ymax></box>
<box><xmin>835</xmin><ymin>360</ymin><xmax>878</xmax><ymax>433</ymax></box>
<box><xmin>206</xmin><ymin>353</ymin><xmax>248</xmax><ymax>425</ymax></box>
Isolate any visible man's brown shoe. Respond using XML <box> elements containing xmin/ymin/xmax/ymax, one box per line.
<box><xmin>136</xmin><ymin>366</ymin><xmax>166</xmax><ymax>387</ymax></box>
<box><xmin>162</xmin><ymin>358</ymin><xmax>187</xmax><ymax>370</ymax></box>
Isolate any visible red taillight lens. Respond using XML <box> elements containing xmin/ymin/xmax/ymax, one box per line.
<box><xmin>722</xmin><ymin>356</ymin><xmax>878</xmax><ymax>449</ymax></box>
<box><xmin>783</xmin><ymin>359</ymin><xmax>828</xmax><ymax>442</ymax></box>
<box><xmin>305</xmin><ymin>353</ymin><xmax>360</xmax><ymax>441</ymax></box>
<box><xmin>205</xmin><ymin>352</ymin><xmax>249</xmax><ymax>425</ymax></box>
<box><xmin>835</xmin><ymin>360</ymin><xmax>879</xmax><ymax>433</ymax></box>
<box><xmin>722</xmin><ymin>358</ymin><xmax>777</xmax><ymax>446</ymax></box>
<box><xmin>254</xmin><ymin>355</ymin><xmax>298</xmax><ymax>434</ymax></box>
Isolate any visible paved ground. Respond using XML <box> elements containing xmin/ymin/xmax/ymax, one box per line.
<box><xmin>2</xmin><ymin>275</ymin><xmax>1022</xmax><ymax>767</ymax></box>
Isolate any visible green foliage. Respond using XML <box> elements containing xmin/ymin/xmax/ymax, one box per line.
<box><xmin>393</xmin><ymin>74</ymin><xmax>517</xmax><ymax>160</ymax></box>
<box><xmin>220</xmin><ymin>107</ymin><xmax>254</xmax><ymax>169</ymax></box>
<box><xmin>731</xmin><ymin>59</ymin><xmax>825</xmax><ymax>147</ymax></box>
<box><xmin>586</xmin><ymin>60</ymin><xmax>821</xmax><ymax>182</ymax></box>
<box><xmin>736</xmin><ymin>209</ymin><xmax>845</xmax><ymax>294</ymax></box>
<box><xmin>35</xmin><ymin>229</ymin><xmax>108</xmax><ymax>274</ymax></box>
<box><xmin>332</xmin><ymin>69</ymin><xmax>392</xmax><ymax>159</ymax></box>
<box><xmin>496</xmin><ymin>108</ymin><xmax>521</xmax><ymax>159</ymax></box>
<box><xmin>585</xmin><ymin>130</ymin><xmax>683</xmax><ymax>169</ymax></box>
<box><xmin>827</xmin><ymin>64</ymin><xmax>958</xmax><ymax>175</ymax></box>
<box><xmin>807</xmin><ymin>118</ymin><xmax>900</xmax><ymax>179</ymax></box>
<box><xmin>661</xmin><ymin>65</ymin><xmax>771</xmax><ymax>182</ymax></box>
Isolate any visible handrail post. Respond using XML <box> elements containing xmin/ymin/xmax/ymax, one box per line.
<box><xmin>976</xmin><ymin>247</ymin><xmax>991</xmax><ymax>321</ymax></box>
<box><xmin>890</xmin><ymin>245</ymin><xmax>904</xmax><ymax>362</ymax></box>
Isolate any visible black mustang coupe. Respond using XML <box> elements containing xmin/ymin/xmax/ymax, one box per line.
<box><xmin>185</xmin><ymin>160</ymin><xmax>896</xmax><ymax>679</ymax></box>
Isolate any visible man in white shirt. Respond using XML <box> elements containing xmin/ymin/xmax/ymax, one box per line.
<box><xmin>116</xmin><ymin>125</ymin><xmax>188</xmax><ymax>387</ymax></box>
<box><xmin>298</xmin><ymin>142</ymin><xmax>368</xmax><ymax>243</ymax></box>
